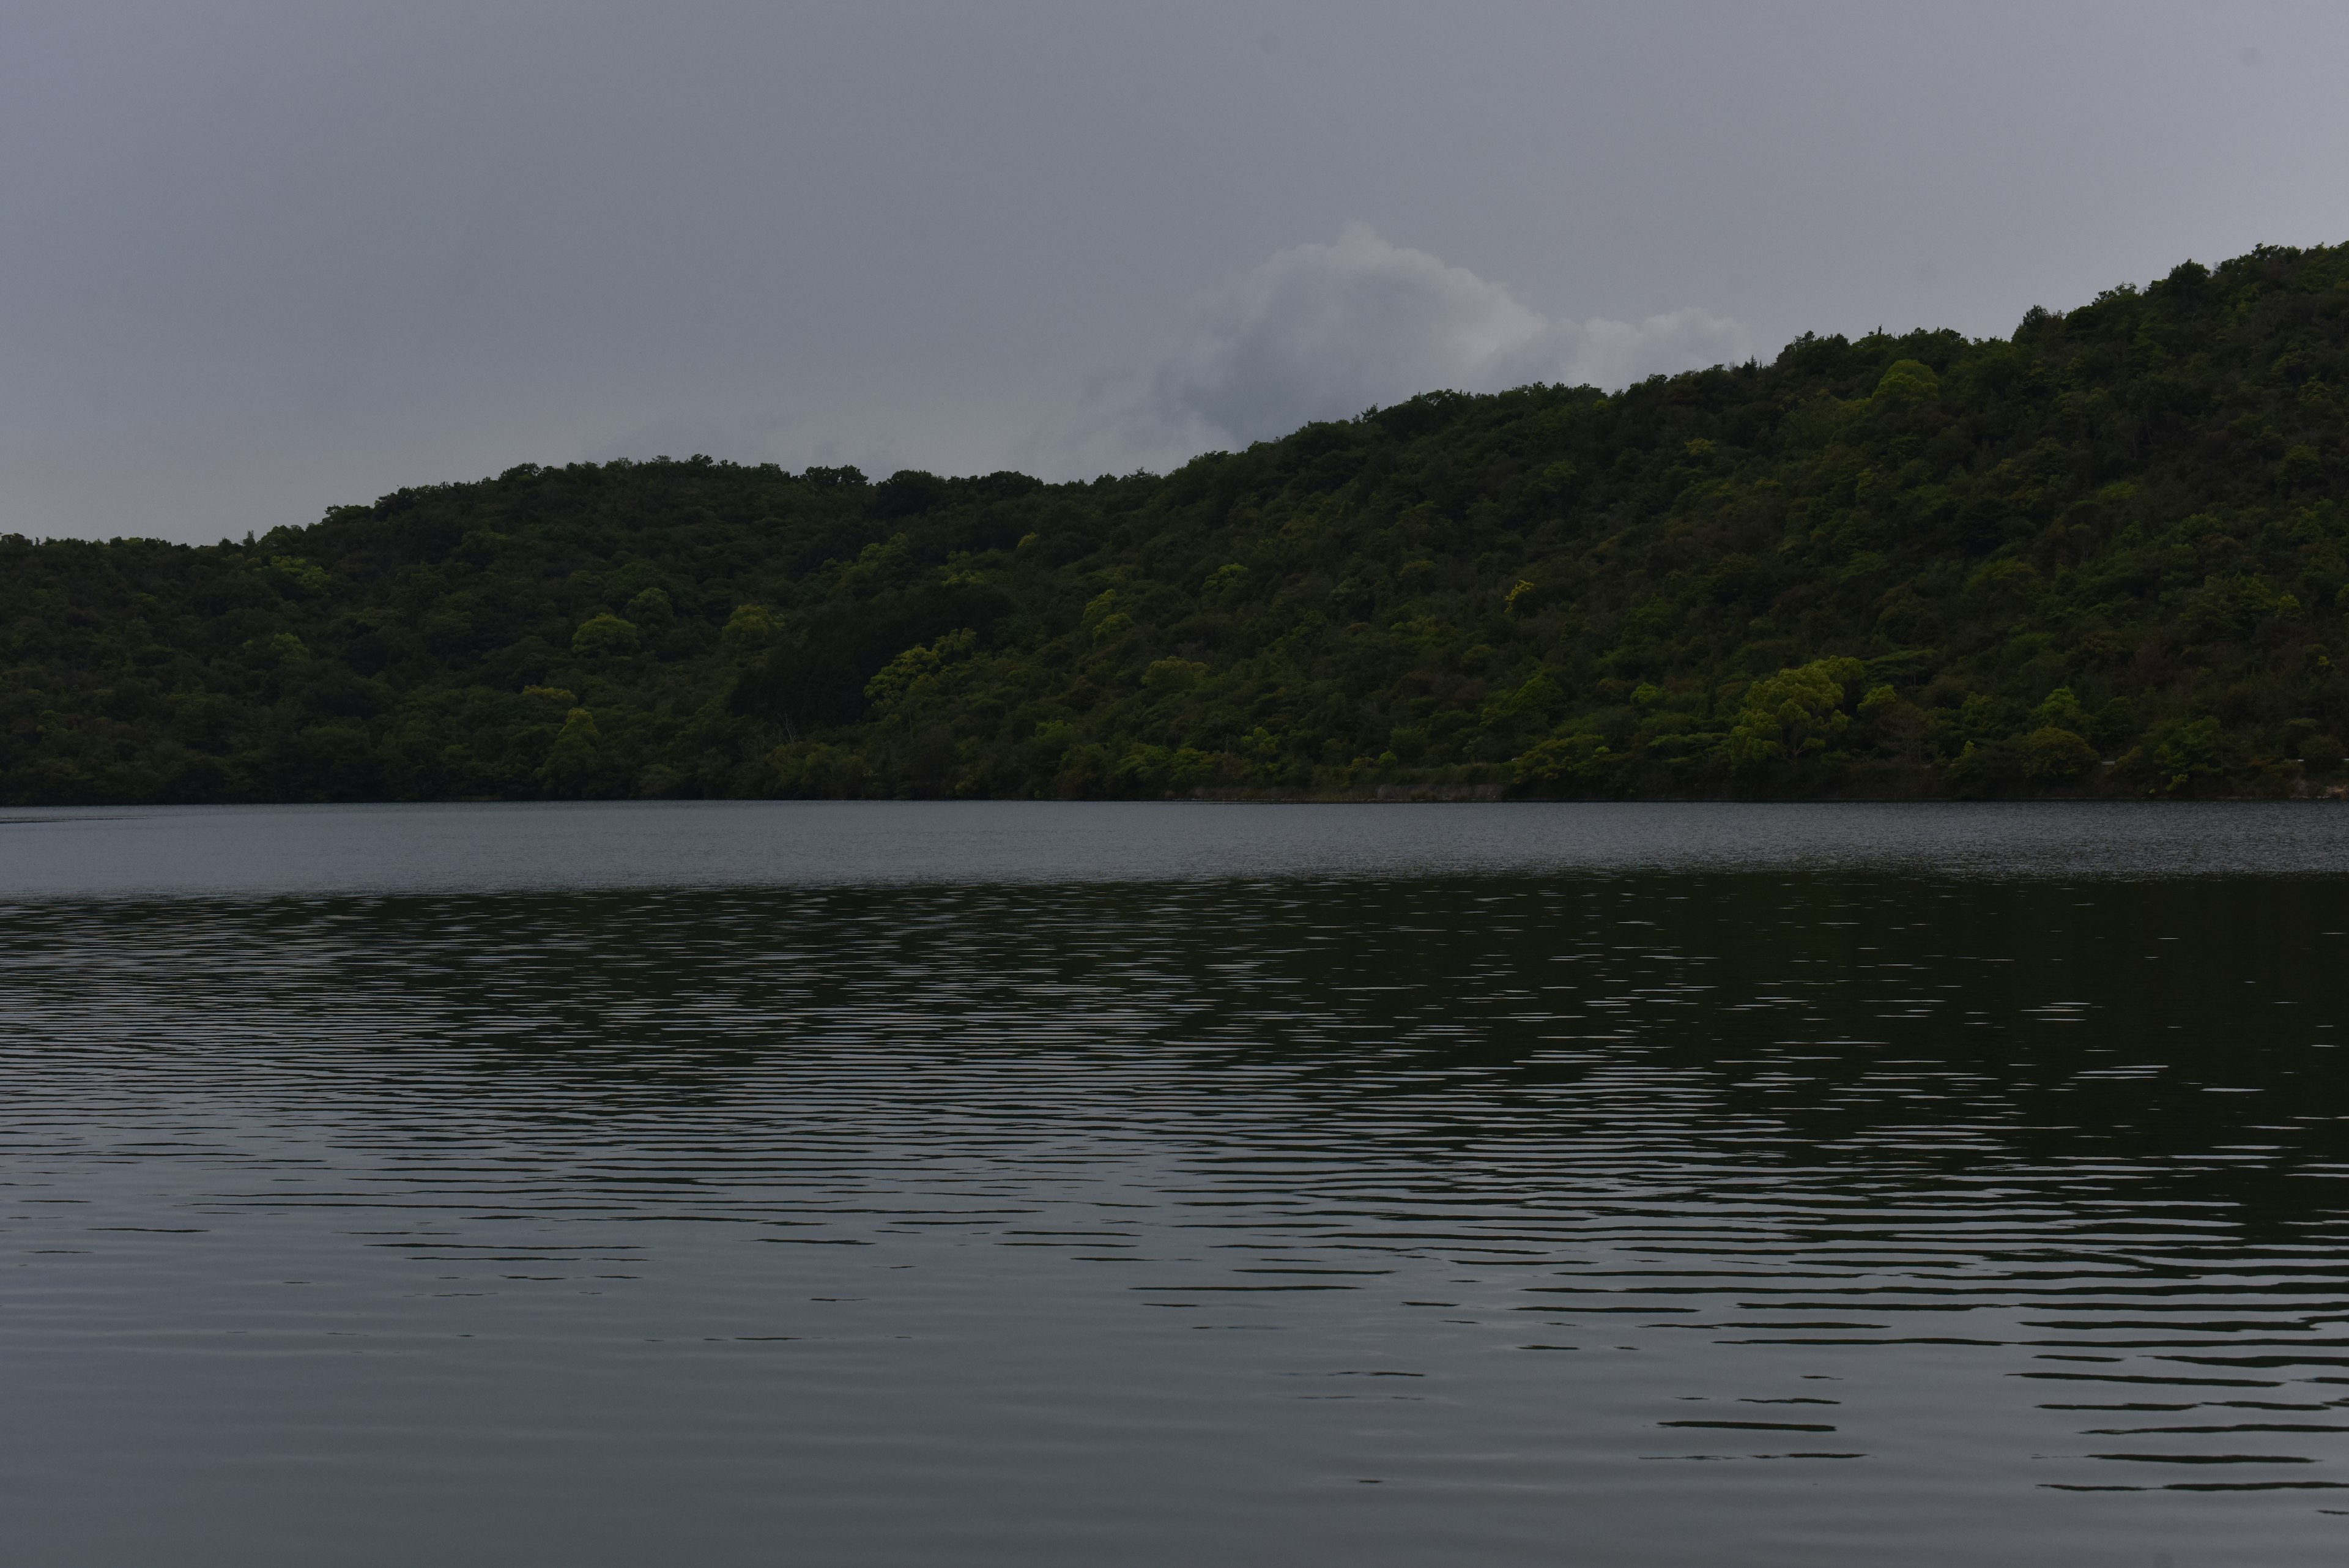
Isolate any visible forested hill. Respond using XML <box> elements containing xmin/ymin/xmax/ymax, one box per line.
<box><xmin>8</xmin><ymin>242</ymin><xmax>2349</xmax><ymax>806</ymax></box>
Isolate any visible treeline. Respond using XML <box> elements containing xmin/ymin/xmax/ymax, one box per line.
<box><xmin>5</xmin><ymin>241</ymin><xmax>2348</xmax><ymax>805</ymax></box>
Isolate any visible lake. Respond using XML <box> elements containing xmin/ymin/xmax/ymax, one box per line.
<box><xmin>4</xmin><ymin>801</ymin><xmax>2347</xmax><ymax>1566</ymax></box>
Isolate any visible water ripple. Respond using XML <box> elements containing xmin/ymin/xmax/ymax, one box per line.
<box><xmin>4</xmin><ymin>867</ymin><xmax>2348</xmax><ymax>1564</ymax></box>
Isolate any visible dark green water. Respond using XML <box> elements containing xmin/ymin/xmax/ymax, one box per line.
<box><xmin>4</xmin><ymin>802</ymin><xmax>2347</xmax><ymax>1566</ymax></box>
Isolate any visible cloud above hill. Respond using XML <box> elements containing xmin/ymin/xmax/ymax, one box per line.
<box><xmin>1143</xmin><ymin>224</ymin><xmax>1751</xmax><ymax>447</ymax></box>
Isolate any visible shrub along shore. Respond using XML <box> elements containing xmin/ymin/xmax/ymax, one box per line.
<box><xmin>5</xmin><ymin>242</ymin><xmax>2348</xmax><ymax>805</ymax></box>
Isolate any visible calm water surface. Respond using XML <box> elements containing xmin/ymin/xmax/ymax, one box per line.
<box><xmin>4</xmin><ymin>801</ymin><xmax>2348</xmax><ymax>1566</ymax></box>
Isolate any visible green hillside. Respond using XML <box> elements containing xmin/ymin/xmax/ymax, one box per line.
<box><xmin>6</xmin><ymin>242</ymin><xmax>2348</xmax><ymax>806</ymax></box>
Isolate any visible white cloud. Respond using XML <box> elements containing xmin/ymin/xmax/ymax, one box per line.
<box><xmin>1124</xmin><ymin>224</ymin><xmax>1750</xmax><ymax>455</ymax></box>
<box><xmin>1151</xmin><ymin>223</ymin><xmax>1545</xmax><ymax>444</ymax></box>
<box><xmin>1524</xmin><ymin>305</ymin><xmax>1758</xmax><ymax>398</ymax></box>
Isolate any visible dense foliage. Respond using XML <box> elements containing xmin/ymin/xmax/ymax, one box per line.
<box><xmin>7</xmin><ymin>242</ymin><xmax>2349</xmax><ymax>806</ymax></box>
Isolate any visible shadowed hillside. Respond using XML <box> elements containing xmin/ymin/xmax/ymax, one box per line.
<box><xmin>5</xmin><ymin>242</ymin><xmax>2348</xmax><ymax>804</ymax></box>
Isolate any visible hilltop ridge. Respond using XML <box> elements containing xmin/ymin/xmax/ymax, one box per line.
<box><xmin>4</xmin><ymin>240</ymin><xmax>2347</xmax><ymax>804</ymax></box>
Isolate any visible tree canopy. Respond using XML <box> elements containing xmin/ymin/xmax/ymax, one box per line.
<box><xmin>6</xmin><ymin>242</ymin><xmax>2348</xmax><ymax>804</ymax></box>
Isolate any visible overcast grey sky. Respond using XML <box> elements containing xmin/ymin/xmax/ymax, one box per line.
<box><xmin>5</xmin><ymin>1</ymin><xmax>2345</xmax><ymax>543</ymax></box>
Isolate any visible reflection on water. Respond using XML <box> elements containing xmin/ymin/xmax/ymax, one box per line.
<box><xmin>5</xmin><ymin>819</ymin><xmax>2349</xmax><ymax>1564</ymax></box>
<box><xmin>8</xmin><ymin>797</ymin><xmax>2349</xmax><ymax>899</ymax></box>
